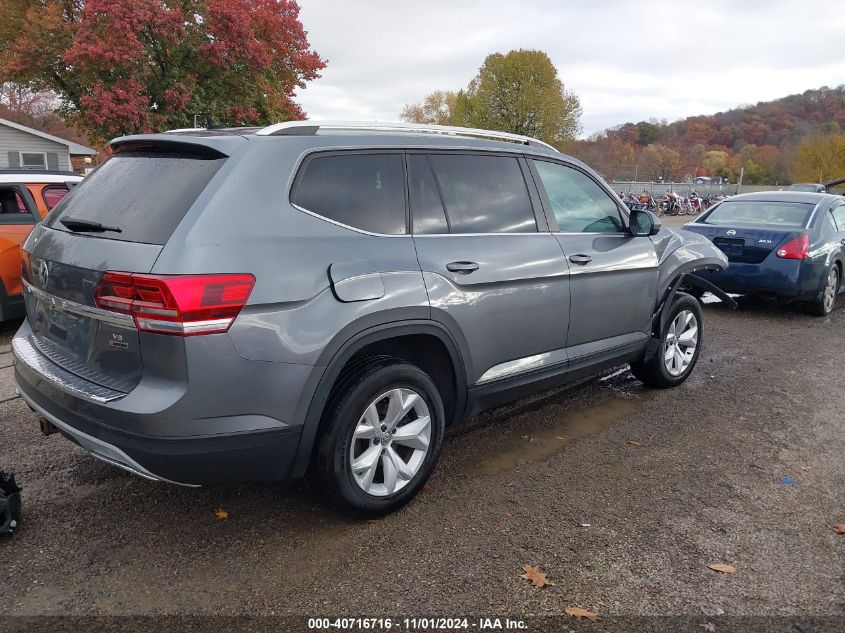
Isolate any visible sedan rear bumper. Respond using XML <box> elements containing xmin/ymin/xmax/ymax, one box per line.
<box><xmin>692</xmin><ymin>257</ymin><xmax>826</xmax><ymax>301</ymax></box>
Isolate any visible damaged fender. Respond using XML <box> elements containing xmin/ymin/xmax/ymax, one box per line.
<box><xmin>641</xmin><ymin>228</ymin><xmax>735</xmax><ymax>361</ymax></box>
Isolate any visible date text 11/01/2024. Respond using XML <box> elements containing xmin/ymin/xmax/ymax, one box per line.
<box><xmin>307</xmin><ymin>618</ymin><xmax>528</xmax><ymax>630</ymax></box>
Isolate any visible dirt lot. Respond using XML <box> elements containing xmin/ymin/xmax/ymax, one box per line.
<box><xmin>0</xmin><ymin>278</ymin><xmax>843</xmax><ymax>626</ymax></box>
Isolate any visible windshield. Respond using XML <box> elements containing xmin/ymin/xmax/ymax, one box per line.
<box><xmin>703</xmin><ymin>200</ymin><xmax>814</xmax><ymax>228</ymax></box>
<box><xmin>46</xmin><ymin>152</ymin><xmax>225</xmax><ymax>244</ymax></box>
<box><xmin>788</xmin><ymin>184</ymin><xmax>823</xmax><ymax>192</ymax></box>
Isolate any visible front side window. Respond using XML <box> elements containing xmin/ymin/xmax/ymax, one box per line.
<box><xmin>532</xmin><ymin>160</ymin><xmax>624</xmax><ymax>233</ymax></box>
<box><xmin>291</xmin><ymin>153</ymin><xmax>406</xmax><ymax>235</ymax></box>
<box><xmin>20</xmin><ymin>152</ymin><xmax>47</xmax><ymax>169</ymax></box>
<box><xmin>428</xmin><ymin>154</ymin><xmax>536</xmax><ymax>234</ymax></box>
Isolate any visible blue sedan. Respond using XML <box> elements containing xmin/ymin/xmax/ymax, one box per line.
<box><xmin>683</xmin><ymin>191</ymin><xmax>845</xmax><ymax>315</ymax></box>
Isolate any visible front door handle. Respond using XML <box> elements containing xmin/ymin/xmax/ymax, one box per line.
<box><xmin>568</xmin><ymin>254</ymin><xmax>593</xmax><ymax>265</ymax></box>
<box><xmin>446</xmin><ymin>261</ymin><xmax>479</xmax><ymax>274</ymax></box>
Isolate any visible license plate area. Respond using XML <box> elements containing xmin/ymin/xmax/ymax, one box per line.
<box><xmin>713</xmin><ymin>237</ymin><xmax>745</xmax><ymax>257</ymax></box>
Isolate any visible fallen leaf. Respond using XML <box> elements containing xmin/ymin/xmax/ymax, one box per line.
<box><xmin>565</xmin><ymin>607</ymin><xmax>602</xmax><ymax>622</ymax></box>
<box><xmin>626</xmin><ymin>440</ymin><xmax>641</xmax><ymax>446</ymax></box>
<box><xmin>422</xmin><ymin>484</ymin><xmax>433</xmax><ymax>493</ymax></box>
<box><xmin>708</xmin><ymin>563</ymin><xmax>736</xmax><ymax>574</ymax></box>
<box><xmin>214</xmin><ymin>508</ymin><xmax>229</xmax><ymax>521</ymax></box>
<box><xmin>505</xmin><ymin>512</ymin><xmax>513</xmax><ymax>518</ymax></box>
<box><xmin>366</xmin><ymin>518</ymin><xmax>383</xmax><ymax>524</ymax></box>
<box><xmin>833</xmin><ymin>524</ymin><xmax>845</xmax><ymax>535</ymax></box>
<box><xmin>520</xmin><ymin>564</ymin><xmax>550</xmax><ymax>588</ymax></box>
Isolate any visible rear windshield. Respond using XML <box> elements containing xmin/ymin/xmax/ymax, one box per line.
<box><xmin>703</xmin><ymin>200</ymin><xmax>814</xmax><ymax>228</ymax></box>
<box><xmin>46</xmin><ymin>152</ymin><xmax>225</xmax><ymax>244</ymax></box>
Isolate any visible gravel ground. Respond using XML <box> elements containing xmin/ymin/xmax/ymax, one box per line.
<box><xmin>0</xmin><ymin>292</ymin><xmax>843</xmax><ymax>624</ymax></box>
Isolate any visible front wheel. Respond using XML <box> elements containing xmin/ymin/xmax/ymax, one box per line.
<box><xmin>313</xmin><ymin>360</ymin><xmax>445</xmax><ymax>517</ymax></box>
<box><xmin>807</xmin><ymin>265</ymin><xmax>840</xmax><ymax>316</ymax></box>
<box><xmin>630</xmin><ymin>293</ymin><xmax>704</xmax><ymax>388</ymax></box>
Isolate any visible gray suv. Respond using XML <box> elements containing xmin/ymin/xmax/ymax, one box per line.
<box><xmin>12</xmin><ymin>122</ymin><xmax>729</xmax><ymax>516</ymax></box>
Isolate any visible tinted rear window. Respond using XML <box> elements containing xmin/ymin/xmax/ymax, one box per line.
<box><xmin>704</xmin><ymin>201</ymin><xmax>814</xmax><ymax>228</ymax></box>
<box><xmin>46</xmin><ymin>152</ymin><xmax>224</xmax><ymax>244</ymax></box>
<box><xmin>428</xmin><ymin>154</ymin><xmax>536</xmax><ymax>234</ymax></box>
<box><xmin>291</xmin><ymin>153</ymin><xmax>406</xmax><ymax>234</ymax></box>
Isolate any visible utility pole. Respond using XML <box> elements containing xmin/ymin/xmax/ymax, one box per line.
<box><xmin>737</xmin><ymin>166</ymin><xmax>744</xmax><ymax>194</ymax></box>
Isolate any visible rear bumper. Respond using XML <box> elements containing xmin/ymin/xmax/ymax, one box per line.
<box><xmin>692</xmin><ymin>258</ymin><xmax>826</xmax><ymax>300</ymax></box>
<box><xmin>12</xmin><ymin>323</ymin><xmax>310</xmax><ymax>486</ymax></box>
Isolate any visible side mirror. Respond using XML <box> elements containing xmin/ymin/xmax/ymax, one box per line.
<box><xmin>629</xmin><ymin>209</ymin><xmax>661</xmax><ymax>237</ymax></box>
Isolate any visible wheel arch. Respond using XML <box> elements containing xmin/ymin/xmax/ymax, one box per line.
<box><xmin>290</xmin><ymin>320</ymin><xmax>468</xmax><ymax>478</ymax></box>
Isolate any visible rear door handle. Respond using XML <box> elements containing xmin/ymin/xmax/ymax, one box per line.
<box><xmin>446</xmin><ymin>261</ymin><xmax>479</xmax><ymax>274</ymax></box>
<box><xmin>568</xmin><ymin>254</ymin><xmax>593</xmax><ymax>265</ymax></box>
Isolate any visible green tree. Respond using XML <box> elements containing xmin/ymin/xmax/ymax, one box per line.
<box><xmin>401</xmin><ymin>50</ymin><xmax>581</xmax><ymax>149</ymax></box>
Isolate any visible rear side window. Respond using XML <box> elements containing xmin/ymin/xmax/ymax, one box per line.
<box><xmin>291</xmin><ymin>153</ymin><xmax>406</xmax><ymax>235</ymax></box>
<box><xmin>46</xmin><ymin>152</ymin><xmax>225</xmax><ymax>244</ymax></box>
<box><xmin>42</xmin><ymin>185</ymin><xmax>70</xmax><ymax>211</ymax></box>
<box><xmin>0</xmin><ymin>186</ymin><xmax>36</xmax><ymax>224</ymax></box>
<box><xmin>703</xmin><ymin>201</ymin><xmax>814</xmax><ymax>228</ymax></box>
<box><xmin>428</xmin><ymin>154</ymin><xmax>536</xmax><ymax>233</ymax></box>
<box><xmin>831</xmin><ymin>204</ymin><xmax>845</xmax><ymax>231</ymax></box>
<box><xmin>532</xmin><ymin>160</ymin><xmax>624</xmax><ymax>233</ymax></box>
<box><xmin>409</xmin><ymin>155</ymin><xmax>448</xmax><ymax>234</ymax></box>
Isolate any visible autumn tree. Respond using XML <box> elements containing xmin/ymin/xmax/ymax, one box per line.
<box><xmin>790</xmin><ymin>133</ymin><xmax>845</xmax><ymax>183</ymax></box>
<box><xmin>639</xmin><ymin>144</ymin><xmax>682</xmax><ymax>181</ymax></box>
<box><xmin>400</xmin><ymin>91</ymin><xmax>458</xmax><ymax>126</ymax></box>
<box><xmin>401</xmin><ymin>50</ymin><xmax>582</xmax><ymax>149</ymax></box>
<box><xmin>0</xmin><ymin>0</ymin><xmax>325</xmax><ymax>141</ymax></box>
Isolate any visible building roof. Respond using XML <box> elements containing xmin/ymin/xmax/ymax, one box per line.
<box><xmin>0</xmin><ymin>116</ymin><xmax>97</xmax><ymax>156</ymax></box>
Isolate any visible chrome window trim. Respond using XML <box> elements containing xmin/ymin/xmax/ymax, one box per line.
<box><xmin>476</xmin><ymin>348</ymin><xmax>568</xmax><ymax>384</ymax></box>
<box><xmin>23</xmin><ymin>280</ymin><xmax>136</xmax><ymax>329</ymax></box>
<box><xmin>289</xmin><ymin>202</ymin><xmax>412</xmax><ymax>238</ymax></box>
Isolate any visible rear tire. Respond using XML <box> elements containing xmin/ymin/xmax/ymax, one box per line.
<box><xmin>313</xmin><ymin>360</ymin><xmax>445</xmax><ymax>517</ymax></box>
<box><xmin>807</xmin><ymin>265</ymin><xmax>839</xmax><ymax>316</ymax></box>
<box><xmin>631</xmin><ymin>293</ymin><xmax>704</xmax><ymax>389</ymax></box>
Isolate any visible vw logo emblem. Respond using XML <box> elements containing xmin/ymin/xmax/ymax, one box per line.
<box><xmin>726</xmin><ymin>229</ymin><xmax>736</xmax><ymax>236</ymax></box>
<box><xmin>37</xmin><ymin>260</ymin><xmax>49</xmax><ymax>287</ymax></box>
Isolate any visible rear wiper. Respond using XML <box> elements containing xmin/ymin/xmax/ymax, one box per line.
<box><xmin>59</xmin><ymin>217</ymin><xmax>122</xmax><ymax>233</ymax></box>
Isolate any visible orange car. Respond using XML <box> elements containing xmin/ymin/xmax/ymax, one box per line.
<box><xmin>0</xmin><ymin>170</ymin><xmax>82</xmax><ymax>320</ymax></box>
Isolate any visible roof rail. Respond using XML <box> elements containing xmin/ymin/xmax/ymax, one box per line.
<box><xmin>254</xmin><ymin>120</ymin><xmax>559</xmax><ymax>152</ymax></box>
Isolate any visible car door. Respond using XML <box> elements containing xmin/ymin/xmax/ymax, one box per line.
<box><xmin>829</xmin><ymin>200</ymin><xmax>845</xmax><ymax>268</ymax></box>
<box><xmin>527</xmin><ymin>158</ymin><xmax>658</xmax><ymax>355</ymax></box>
<box><xmin>409</xmin><ymin>151</ymin><xmax>571</xmax><ymax>386</ymax></box>
<box><xmin>0</xmin><ymin>183</ymin><xmax>40</xmax><ymax>299</ymax></box>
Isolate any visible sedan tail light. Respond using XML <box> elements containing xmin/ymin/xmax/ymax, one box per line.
<box><xmin>95</xmin><ymin>272</ymin><xmax>255</xmax><ymax>335</ymax></box>
<box><xmin>776</xmin><ymin>234</ymin><xmax>810</xmax><ymax>260</ymax></box>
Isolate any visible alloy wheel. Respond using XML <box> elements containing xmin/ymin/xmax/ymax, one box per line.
<box><xmin>823</xmin><ymin>267</ymin><xmax>839</xmax><ymax>313</ymax></box>
<box><xmin>663</xmin><ymin>309</ymin><xmax>699</xmax><ymax>377</ymax></box>
<box><xmin>348</xmin><ymin>388</ymin><xmax>431</xmax><ymax>497</ymax></box>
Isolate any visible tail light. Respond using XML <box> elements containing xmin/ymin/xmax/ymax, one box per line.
<box><xmin>95</xmin><ymin>272</ymin><xmax>255</xmax><ymax>336</ymax></box>
<box><xmin>776</xmin><ymin>234</ymin><xmax>810</xmax><ymax>260</ymax></box>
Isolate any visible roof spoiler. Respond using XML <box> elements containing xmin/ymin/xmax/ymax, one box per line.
<box><xmin>108</xmin><ymin>134</ymin><xmax>241</xmax><ymax>158</ymax></box>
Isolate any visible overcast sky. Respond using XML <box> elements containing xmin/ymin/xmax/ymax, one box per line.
<box><xmin>295</xmin><ymin>0</ymin><xmax>845</xmax><ymax>137</ymax></box>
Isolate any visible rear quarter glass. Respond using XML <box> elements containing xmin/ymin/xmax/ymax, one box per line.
<box><xmin>45</xmin><ymin>152</ymin><xmax>225</xmax><ymax>245</ymax></box>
